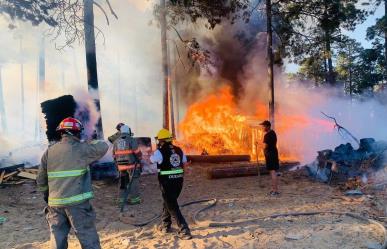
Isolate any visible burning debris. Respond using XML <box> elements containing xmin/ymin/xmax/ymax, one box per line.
<box><xmin>306</xmin><ymin>138</ymin><xmax>387</xmax><ymax>185</ymax></box>
<box><xmin>41</xmin><ymin>95</ymin><xmax>77</xmax><ymax>142</ymax></box>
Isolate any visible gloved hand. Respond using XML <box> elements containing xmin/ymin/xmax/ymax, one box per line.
<box><xmin>43</xmin><ymin>191</ymin><xmax>49</xmax><ymax>204</ymax></box>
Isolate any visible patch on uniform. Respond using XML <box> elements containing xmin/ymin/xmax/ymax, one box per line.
<box><xmin>117</xmin><ymin>139</ymin><xmax>127</xmax><ymax>150</ymax></box>
<box><xmin>170</xmin><ymin>153</ymin><xmax>181</xmax><ymax>168</ymax></box>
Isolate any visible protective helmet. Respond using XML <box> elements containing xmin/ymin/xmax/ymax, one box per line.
<box><xmin>56</xmin><ymin>117</ymin><xmax>83</xmax><ymax>132</ymax></box>
<box><xmin>120</xmin><ymin>125</ymin><xmax>131</xmax><ymax>134</ymax></box>
<box><xmin>116</xmin><ymin>122</ymin><xmax>125</xmax><ymax>131</ymax></box>
<box><xmin>156</xmin><ymin>129</ymin><xmax>173</xmax><ymax>142</ymax></box>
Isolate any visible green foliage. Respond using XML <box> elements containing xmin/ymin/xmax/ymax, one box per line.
<box><xmin>0</xmin><ymin>0</ymin><xmax>59</xmax><ymax>26</ymax></box>
<box><xmin>167</xmin><ymin>0</ymin><xmax>250</xmax><ymax>29</ymax></box>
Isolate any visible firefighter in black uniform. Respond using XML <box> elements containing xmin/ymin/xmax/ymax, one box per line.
<box><xmin>150</xmin><ymin>129</ymin><xmax>192</xmax><ymax>240</ymax></box>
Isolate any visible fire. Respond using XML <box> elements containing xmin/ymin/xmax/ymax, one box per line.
<box><xmin>177</xmin><ymin>86</ymin><xmax>333</xmax><ymax>162</ymax></box>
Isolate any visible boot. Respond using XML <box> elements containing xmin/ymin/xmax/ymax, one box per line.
<box><xmin>178</xmin><ymin>229</ymin><xmax>192</xmax><ymax>240</ymax></box>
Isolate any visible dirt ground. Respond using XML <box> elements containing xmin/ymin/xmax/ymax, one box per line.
<box><xmin>0</xmin><ymin>164</ymin><xmax>386</xmax><ymax>249</ymax></box>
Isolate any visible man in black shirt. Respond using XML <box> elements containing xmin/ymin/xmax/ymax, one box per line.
<box><xmin>260</xmin><ymin>120</ymin><xmax>280</xmax><ymax>196</ymax></box>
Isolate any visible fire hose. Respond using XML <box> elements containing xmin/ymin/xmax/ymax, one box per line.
<box><xmin>126</xmin><ymin>198</ymin><xmax>387</xmax><ymax>249</ymax></box>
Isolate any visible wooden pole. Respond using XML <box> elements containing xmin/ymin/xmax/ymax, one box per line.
<box><xmin>160</xmin><ymin>0</ymin><xmax>170</xmax><ymax>130</ymax></box>
<box><xmin>266</xmin><ymin>0</ymin><xmax>275</xmax><ymax>128</ymax></box>
<box><xmin>84</xmin><ymin>0</ymin><xmax>104</xmax><ymax>138</ymax></box>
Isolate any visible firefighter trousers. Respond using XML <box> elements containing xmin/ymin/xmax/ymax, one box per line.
<box><xmin>158</xmin><ymin>176</ymin><xmax>190</xmax><ymax>233</ymax></box>
<box><xmin>45</xmin><ymin>201</ymin><xmax>100</xmax><ymax>249</ymax></box>
<box><xmin>119</xmin><ymin>168</ymin><xmax>141</xmax><ymax>203</ymax></box>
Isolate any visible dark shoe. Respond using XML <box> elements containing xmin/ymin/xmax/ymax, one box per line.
<box><xmin>178</xmin><ymin>230</ymin><xmax>192</xmax><ymax>240</ymax></box>
<box><xmin>269</xmin><ymin>191</ymin><xmax>280</xmax><ymax>196</ymax></box>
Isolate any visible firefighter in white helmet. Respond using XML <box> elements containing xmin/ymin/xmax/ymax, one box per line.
<box><xmin>37</xmin><ymin>117</ymin><xmax>109</xmax><ymax>249</ymax></box>
<box><xmin>112</xmin><ymin>125</ymin><xmax>142</xmax><ymax>206</ymax></box>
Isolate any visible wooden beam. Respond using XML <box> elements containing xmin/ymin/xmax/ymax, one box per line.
<box><xmin>17</xmin><ymin>171</ymin><xmax>37</xmax><ymax>180</ymax></box>
<box><xmin>0</xmin><ymin>171</ymin><xmax>5</xmax><ymax>184</ymax></box>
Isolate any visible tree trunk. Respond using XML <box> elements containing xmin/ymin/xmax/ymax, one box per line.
<box><xmin>325</xmin><ymin>35</ymin><xmax>335</xmax><ymax>85</ymax></box>
<box><xmin>160</xmin><ymin>0</ymin><xmax>170</xmax><ymax>130</ymax></box>
<box><xmin>39</xmin><ymin>36</ymin><xmax>45</xmax><ymax>95</ymax></box>
<box><xmin>84</xmin><ymin>0</ymin><xmax>104</xmax><ymax>138</ymax></box>
<box><xmin>20</xmin><ymin>38</ymin><xmax>25</xmax><ymax>131</ymax></box>
<box><xmin>348</xmin><ymin>45</ymin><xmax>353</xmax><ymax>99</ymax></box>
<box><xmin>266</xmin><ymin>0</ymin><xmax>275</xmax><ymax>128</ymax></box>
<box><xmin>0</xmin><ymin>66</ymin><xmax>7</xmax><ymax>133</ymax></box>
<box><xmin>167</xmin><ymin>35</ymin><xmax>175</xmax><ymax>136</ymax></box>
<box><xmin>384</xmin><ymin>0</ymin><xmax>387</xmax><ymax>83</ymax></box>
<box><xmin>173</xmin><ymin>46</ymin><xmax>180</xmax><ymax>138</ymax></box>
<box><xmin>35</xmin><ymin>36</ymin><xmax>45</xmax><ymax>141</ymax></box>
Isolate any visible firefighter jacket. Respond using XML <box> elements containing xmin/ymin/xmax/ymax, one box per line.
<box><xmin>150</xmin><ymin>143</ymin><xmax>186</xmax><ymax>178</ymax></box>
<box><xmin>113</xmin><ymin>134</ymin><xmax>141</xmax><ymax>171</ymax></box>
<box><xmin>36</xmin><ymin>135</ymin><xmax>109</xmax><ymax>207</ymax></box>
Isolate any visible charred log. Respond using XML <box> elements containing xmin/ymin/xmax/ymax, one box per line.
<box><xmin>207</xmin><ymin>162</ymin><xmax>300</xmax><ymax>179</ymax></box>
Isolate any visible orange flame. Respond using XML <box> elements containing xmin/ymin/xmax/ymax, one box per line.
<box><xmin>177</xmin><ymin>86</ymin><xmax>333</xmax><ymax>162</ymax></box>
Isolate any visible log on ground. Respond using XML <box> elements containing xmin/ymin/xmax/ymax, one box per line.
<box><xmin>208</xmin><ymin>161</ymin><xmax>300</xmax><ymax>179</ymax></box>
<box><xmin>187</xmin><ymin>155</ymin><xmax>251</xmax><ymax>163</ymax></box>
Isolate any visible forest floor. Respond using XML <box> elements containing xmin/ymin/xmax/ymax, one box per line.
<box><xmin>1</xmin><ymin>163</ymin><xmax>386</xmax><ymax>249</ymax></box>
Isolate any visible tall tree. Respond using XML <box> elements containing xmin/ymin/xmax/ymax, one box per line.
<box><xmin>336</xmin><ymin>38</ymin><xmax>362</xmax><ymax>97</ymax></box>
<box><xmin>274</xmin><ymin>0</ymin><xmax>365</xmax><ymax>86</ymax></box>
<box><xmin>266</xmin><ymin>0</ymin><xmax>275</xmax><ymax>127</ymax></box>
<box><xmin>1</xmin><ymin>0</ymin><xmax>117</xmax><ymax>139</ymax></box>
<box><xmin>366</xmin><ymin>0</ymin><xmax>387</xmax><ymax>83</ymax></box>
<box><xmin>160</xmin><ymin>0</ymin><xmax>170</xmax><ymax>130</ymax></box>
<box><xmin>84</xmin><ymin>0</ymin><xmax>103</xmax><ymax>138</ymax></box>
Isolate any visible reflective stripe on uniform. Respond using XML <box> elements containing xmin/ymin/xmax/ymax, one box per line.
<box><xmin>117</xmin><ymin>164</ymin><xmax>136</xmax><ymax>171</ymax></box>
<box><xmin>48</xmin><ymin>191</ymin><xmax>94</xmax><ymax>206</ymax></box>
<box><xmin>159</xmin><ymin>168</ymin><xmax>184</xmax><ymax>175</ymax></box>
<box><xmin>114</xmin><ymin>150</ymin><xmax>134</xmax><ymax>156</ymax></box>
<box><xmin>47</xmin><ymin>168</ymin><xmax>89</xmax><ymax>179</ymax></box>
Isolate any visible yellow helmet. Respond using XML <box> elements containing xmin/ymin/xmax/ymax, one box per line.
<box><xmin>156</xmin><ymin>129</ymin><xmax>173</xmax><ymax>142</ymax></box>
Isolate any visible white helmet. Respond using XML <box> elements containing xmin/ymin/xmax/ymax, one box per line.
<box><xmin>120</xmin><ymin>125</ymin><xmax>131</xmax><ymax>134</ymax></box>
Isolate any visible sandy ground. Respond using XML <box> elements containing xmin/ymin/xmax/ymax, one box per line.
<box><xmin>0</xmin><ymin>163</ymin><xmax>386</xmax><ymax>249</ymax></box>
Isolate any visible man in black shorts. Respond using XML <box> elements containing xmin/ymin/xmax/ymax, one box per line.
<box><xmin>260</xmin><ymin>120</ymin><xmax>280</xmax><ymax>196</ymax></box>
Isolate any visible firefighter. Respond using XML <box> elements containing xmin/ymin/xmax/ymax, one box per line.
<box><xmin>108</xmin><ymin>122</ymin><xmax>125</xmax><ymax>143</ymax></box>
<box><xmin>113</xmin><ymin>125</ymin><xmax>142</xmax><ymax>206</ymax></box>
<box><xmin>36</xmin><ymin>117</ymin><xmax>109</xmax><ymax>249</ymax></box>
<box><xmin>150</xmin><ymin>129</ymin><xmax>192</xmax><ymax>240</ymax></box>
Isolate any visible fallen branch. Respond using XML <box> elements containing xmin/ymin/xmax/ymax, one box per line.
<box><xmin>321</xmin><ymin>112</ymin><xmax>359</xmax><ymax>146</ymax></box>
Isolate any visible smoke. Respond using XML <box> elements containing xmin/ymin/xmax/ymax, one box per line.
<box><xmin>73</xmin><ymin>89</ymin><xmax>100</xmax><ymax>139</ymax></box>
<box><xmin>178</xmin><ymin>12</ymin><xmax>387</xmax><ymax>164</ymax></box>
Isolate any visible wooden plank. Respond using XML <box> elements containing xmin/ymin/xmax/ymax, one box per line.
<box><xmin>3</xmin><ymin>171</ymin><xmax>19</xmax><ymax>181</ymax></box>
<box><xmin>2</xmin><ymin>180</ymin><xmax>26</xmax><ymax>185</ymax></box>
<box><xmin>23</xmin><ymin>169</ymin><xmax>38</xmax><ymax>174</ymax></box>
<box><xmin>17</xmin><ymin>171</ymin><xmax>37</xmax><ymax>180</ymax></box>
<box><xmin>0</xmin><ymin>171</ymin><xmax>5</xmax><ymax>184</ymax></box>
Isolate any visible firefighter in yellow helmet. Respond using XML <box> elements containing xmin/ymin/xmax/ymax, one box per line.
<box><xmin>36</xmin><ymin>117</ymin><xmax>109</xmax><ymax>249</ymax></box>
<box><xmin>150</xmin><ymin>129</ymin><xmax>192</xmax><ymax>240</ymax></box>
